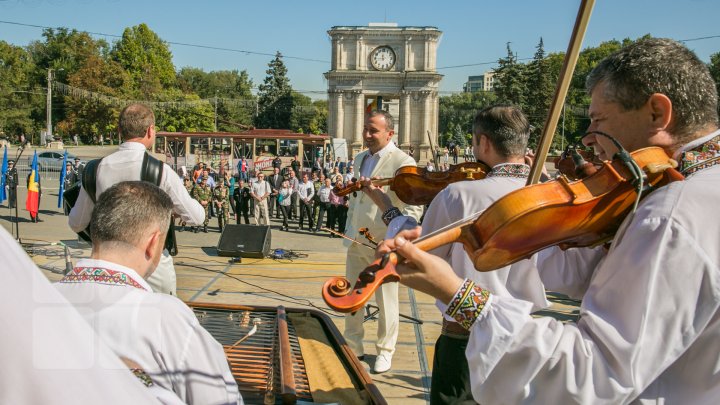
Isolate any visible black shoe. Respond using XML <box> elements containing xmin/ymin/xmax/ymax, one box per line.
<box><xmin>193</xmin><ymin>227</ymin><xmax>199</xmax><ymax>233</ymax></box>
<box><xmin>203</xmin><ymin>226</ymin><xmax>208</xmax><ymax>233</ymax></box>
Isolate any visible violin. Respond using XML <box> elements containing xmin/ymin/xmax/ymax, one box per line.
<box><xmin>333</xmin><ymin>161</ymin><xmax>491</xmax><ymax>205</ymax></box>
<box><xmin>323</xmin><ymin>146</ymin><xmax>684</xmax><ymax>313</ymax></box>
<box><xmin>555</xmin><ymin>144</ymin><xmax>602</xmax><ymax>180</ymax></box>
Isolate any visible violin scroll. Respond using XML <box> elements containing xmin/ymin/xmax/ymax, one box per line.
<box><xmin>322</xmin><ymin>253</ymin><xmax>401</xmax><ymax>313</ymax></box>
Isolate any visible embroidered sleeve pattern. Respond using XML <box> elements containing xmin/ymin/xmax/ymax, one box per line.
<box><xmin>445</xmin><ymin>278</ymin><xmax>491</xmax><ymax>331</ymax></box>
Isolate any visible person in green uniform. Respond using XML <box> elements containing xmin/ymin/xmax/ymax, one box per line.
<box><xmin>213</xmin><ymin>181</ymin><xmax>231</xmax><ymax>232</ymax></box>
<box><xmin>191</xmin><ymin>175</ymin><xmax>212</xmax><ymax>233</ymax></box>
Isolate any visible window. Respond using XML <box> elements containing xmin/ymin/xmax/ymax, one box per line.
<box><xmin>256</xmin><ymin>139</ymin><xmax>277</xmax><ymax>157</ymax></box>
<box><xmin>279</xmin><ymin>139</ymin><xmax>299</xmax><ymax>157</ymax></box>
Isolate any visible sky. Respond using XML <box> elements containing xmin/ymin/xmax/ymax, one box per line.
<box><xmin>2</xmin><ymin>0</ymin><xmax>719</xmax><ymax>100</ymax></box>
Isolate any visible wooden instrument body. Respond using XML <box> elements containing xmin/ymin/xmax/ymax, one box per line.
<box><xmin>332</xmin><ymin>161</ymin><xmax>490</xmax><ymax>205</ymax></box>
<box><xmin>323</xmin><ymin>147</ymin><xmax>680</xmax><ymax>313</ymax></box>
<box><xmin>468</xmin><ymin>147</ymin><xmax>677</xmax><ymax>271</ymax></box>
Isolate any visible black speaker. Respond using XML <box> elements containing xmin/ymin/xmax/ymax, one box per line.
<box><xmin>217</xmin><ymin>224</ymin><xmax>271</xmax><ymax>258</ymax></box>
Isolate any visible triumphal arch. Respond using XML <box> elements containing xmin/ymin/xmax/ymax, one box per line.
<box><xmin>325</xmin><ymin>23</ymin><xmax>443</xmax><ymax>162</ymax></box>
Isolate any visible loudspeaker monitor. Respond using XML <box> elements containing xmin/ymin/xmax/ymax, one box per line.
<box><xmin>217</xmin><ymin>224</ymin><xmax>271</xmax><ymax>258</ymax></box>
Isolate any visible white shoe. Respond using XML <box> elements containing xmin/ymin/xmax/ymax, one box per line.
<box><xmin>373</xmin><ymin>352</ymin><xmax>392</xmax><ymax>374</ymax></box>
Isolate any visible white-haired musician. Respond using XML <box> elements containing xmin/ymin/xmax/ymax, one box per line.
<box><xmin>56</xmin><ymin>181</ymin><xmax>242</xmax><ymax>404</ymax></box>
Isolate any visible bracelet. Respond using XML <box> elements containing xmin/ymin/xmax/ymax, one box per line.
<box><xmin>381</xmin><ymin>207</ymin><xmax>402</xmax><ymax>226</ymax></box>
<box><xmin>445</xmin><ymin>278</ymin><xmax>490</xmax><ymax>331</ymax></box>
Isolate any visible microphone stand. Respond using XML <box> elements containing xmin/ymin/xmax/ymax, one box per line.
<box><xmin>11</xmin><ymin>141</ymin><xmax>29</xmax><ymax>243</ymax></box>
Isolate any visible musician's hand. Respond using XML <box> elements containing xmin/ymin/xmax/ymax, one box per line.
<box><xmin>391</xmin><ymin>234</ymin><xmax>464</xmax><ymax>305</ymax></box>
<box><xmin>376</xmin><ymin>227</ymin><xmax>421</xmax><ymax>259</ymax></box>
<box><xmin>359</xmin><ymin>176</ymin><xmax>393</xmax><ymax>212</ymax></box>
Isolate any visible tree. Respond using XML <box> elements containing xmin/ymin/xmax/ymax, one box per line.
<box><xmin>0</xmin><ymin>41</ymin><xmax>40</xmax><ymax>139</ymax></box>
<box><xmin>493</xmin><ymin>43</ymin><xmax>526</xmax><ymax>106</ymax></box>
<box><xmin>308</xmin><ymin>100</ymin><xmax>328</xmax><ymax>135</ymax></box>
<box><xmin>438</xmin><ymin>91</ymin><xmax>496</xmax><ymax>145</ymax></box>
<box><xmin>525</xmin><ymin>38</ymin><xmax>554</xmax><ymax>146</ymax></box>
<box><xmin>61</xmin><ymin>55</ymin><xmax>130</xmax><ymax>143</ymax></box>
<box><xmin>110</xmin><ymin>24</ymin><xmax>176</xmax><ymax>98</ymax></box>
<box><xmin>255</xmin><ymin>52</ymin><xmax>293</xmax><ymax>129</ymax></box>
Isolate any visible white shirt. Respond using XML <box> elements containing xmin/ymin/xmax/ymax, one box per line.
<box><xmin>251</xmin><ymin>180</ymin><xmax>270</xmax><ymax>199</ymax></box>
<box><xmin>360</xmin><ymin>141</ymin><xmax>398</xmax><ymax>178</ymax></box>
<box><xmin>344</xmin><ymin>171</ymin><xmax>355</xmax><ymax>183</ymax></box>
<box><xmin>69</xmin><ymin>142</ymin><xmax>204</xmax><ymax>232</ymax></box>
<box><xmin>464</xmin><ymin>162</ymin><xmax>720</xmax><ymax>404</ymax></box>
<box><xmin>54</xmin><ymin>258</ymin><xmax>243</xmax><ymax>405</ymax></box>
<box><xmin>317</xmin><ymin>185</ymin><xmax>332</xmax><ymax>203</ymax></box>
<box><xmin>0</xmin><ymin>228</ymin><xmax>163</xmax><ymax>405</ymax></box>
<box><xmin>420</xmin><ymin>164</ymin><xmax>548</xmax><ymax>316</ymax></box>
<box><xmin>297</xmin><ymin>180</ymin><xmax>315</xmax><ymax>201</ymax></box>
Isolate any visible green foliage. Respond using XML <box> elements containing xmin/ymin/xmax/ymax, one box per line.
<box><xmin>255</xmin><ymin>52</ymin><xmax>293</xmax><ymax>129</ymax></box>
<box><xmin>177</xmin><ymin>67</ymin><xmax>257</xmax><ymax>131</ymax></box>
<box><xmin>438</xmin><ymin>91</ymin><xmax>496</xmax><ymax>145</ymax></box>
<box><xmin>154</xmin><ymin>90</ymin><xmax>214</xmax><ymax>132</ymax></box>
<box><xmin>525</xmin><ymin>38</ymin><xmax>554</xmax><ymax>146</ymax></box>
<box><xmin>493</xmin><ymin>43</ymin><xmax>526</xmax><ymax>106</ymax></box>
<box><xmin>110</xmin><ymin>23</ymin><xmax>176</xmax><ymax>97</ymax></box>
<box><xmin>0</xmin><ymin>41</ymin><xmax>40</xmax><ymax>138</ymax></box>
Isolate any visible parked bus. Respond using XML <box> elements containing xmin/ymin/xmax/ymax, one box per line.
<box><xmin>153</xmin><ymin>129</ymin><xmax>330</xmax><ymax>177</ymax></box>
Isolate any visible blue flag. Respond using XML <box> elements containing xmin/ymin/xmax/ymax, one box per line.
<box><xmin>0</xmin><ymin>146</ymin><xmax>7</xmax><ymax>203</ymax></box>
<box><xmin>58</xmin><ymin>149</ymin><xmax>68</xmax><ymax>208</ymax></box>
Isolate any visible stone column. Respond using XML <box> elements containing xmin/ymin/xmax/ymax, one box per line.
<box><xmin>404</xmin><ymin>37</ymin><xmax>412</xmax><ymax>71</ymax></box>
<box><xmin>353</xmin><ymin>90</ymin><xmax>364</xmax><ymax>148</ymax></box>
<box><xmin>421</xmin><ymin>90</ymin><xmax>432</xmax><ymax>146</ymax></box>
<box><xmin>356</xmin><ymin>35</ymin><xmax>365</xmax><ymax>70</ymax></box>
<box><xmin>400</xmin><ymin>90</ymin><xmax>411</xmax><ymax>147</ymax></box>
<box><xmin>334</xmin><ymin>90</ymin><xmax>344</xmax><ymax>141</ymax></box>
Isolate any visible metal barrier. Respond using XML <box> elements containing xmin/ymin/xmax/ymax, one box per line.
<box><xmin>7</xmin><ymin>161</ymin><xmax>63</xmax><ymax>190</ymax></box>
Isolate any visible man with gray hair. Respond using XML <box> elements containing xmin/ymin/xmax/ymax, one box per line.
<box><xmin>56</xmin><ymin>181</ymin><xmax>242</xmax><ymax>404</ymax></box>
<box><xmin>381</xmin><ymin>38</ymin><xmax>720</xmax><ymax>403</ymax></box>
<box><xmin>69</xmin><ymin>103</ymin><xmax>204</xmax><ymax>295</ymax></box>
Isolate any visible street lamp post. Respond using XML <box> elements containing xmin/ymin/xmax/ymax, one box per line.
<box><xmin>45</xmin><ymin>67</ymin><xmax>63</xmax><ymax>146</ymax></box>
<box><xmin>45</xmin><ymin>68</ymin><xmax>53</xmax><ymax>146</ymax></box>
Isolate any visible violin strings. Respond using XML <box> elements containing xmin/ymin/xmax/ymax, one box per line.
<box><xmin>412</xmin><ymin>209</ymin><xmax>486</xmax><ymax>244</ymax></box>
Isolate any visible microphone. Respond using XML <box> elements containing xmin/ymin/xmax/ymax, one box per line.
<box><xmin>18</xmin><ymin>139</ymin><xmax>29</xmax><ymax>151</ymax></box>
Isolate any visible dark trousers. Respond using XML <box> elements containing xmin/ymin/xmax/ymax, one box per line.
<box><xmin>299</xmin><ymin>200</ymin><xmax>313</xmax><ymax>229</ymax></box>
<box><xmin>279</xmin><ymin>205</ymin><xmax>290</xmax><ymax>228</ymax></box>
<box><xmin>8</xmin><ymin>187</ymin><xmax>17</xmax><ymax>209</ymax></box>
<box><xmin>315</xmin><ymin>202</ymin><xmax>330</xmax><ymax>231</ymax></box>
<box><xmin>336</xmin><ymin>206</ymin><xmax>348</xmax><ymax>233</ymax></box>
<box><xmin>268</xmin><ymin>195</ymin><xmax>277</xmax><ymax>217</ymax></box>
<box><xmin>430</xmin><ymin>335</ymin><xmax>475</xmax><ymax>405</ymax></box>
<box><xmin>327</xmin><ymin>205</ymin><xmax>337</xmax><ymax>231</ymax></box>
<box><xmin>236</xmin><ymin>202</ymin><xmax>250</xmax><ymax>224</ymax></box>
<box><xmin>289</xmin><ymin>193</ymin><xmax>298</xmax><ymax>219</ymax></box>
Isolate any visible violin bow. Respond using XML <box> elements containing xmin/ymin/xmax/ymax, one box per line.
<box><xmin>527</xmin><ymin>0</ymin><xmax>596</xmax><ymax>185</ymax></box>
<box><xmin>320</xmin><ymin>227</ymin><xmax>376</xmax><ymax>250</ymax></box>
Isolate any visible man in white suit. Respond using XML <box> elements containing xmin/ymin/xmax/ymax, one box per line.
<box><xmin>343</xmin><ymin>110</ymin><xmax>423</xmax><ymax>373</ymax></box>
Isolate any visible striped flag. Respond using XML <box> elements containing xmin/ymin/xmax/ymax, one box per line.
<box><xmin>26</xmin><ymin>150</ymin><xmax>40</xmax><ymax>219</ymax></box>
<box><xmin>0</xmin><ymin>146</ymin><xmax>7</xmax><ymax>203</ymax></box>
<box><xmin>58</xmin><ymin>149</ymin><xmax>68</xmax><ymax>208</ymax></box>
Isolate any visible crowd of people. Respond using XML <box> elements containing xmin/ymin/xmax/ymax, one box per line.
<box><xmin>179</xmin><ymin>156</ymin><xmax>353</xmax><ymax>236</ymax></box>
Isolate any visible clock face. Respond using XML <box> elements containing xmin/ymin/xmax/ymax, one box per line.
<box><xmin>370</xmin><ymin>46</ymin><xmax>396</xmax><ymax>71</ymax></box>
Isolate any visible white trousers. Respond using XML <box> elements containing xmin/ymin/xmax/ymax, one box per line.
<box><xmin>343</xmin><ymin>243</ymin><xmax>399</xmax><ymax>357</ymax></box>
<box><xmin>254</xmin><ymin>199</ymin><xmax>269</xmax><ymax>225</ymax></box>
<box><xmin>147</xmin><ymin>249</ymin><xmax>177</xmax><ymax>295</ymax></box>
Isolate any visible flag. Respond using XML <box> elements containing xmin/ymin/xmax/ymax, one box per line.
<box><xmin>0</xmin><ymin>146</ymin><xmax>7</xmax><ymax>203</ymax></box>
<box><xmin>57</xmin><ymin>149</ymin><xmax>68</xmax><ymax>208</ymax></box>
<box><xmin>26</xmin><ymin>150</ymin><xmax>40</xmax><ymax>219</ymax></box>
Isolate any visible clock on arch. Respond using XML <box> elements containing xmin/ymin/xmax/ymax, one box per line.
<box><xmin>370</xmin><ymin>45</ymin><xmax>396</xmax><ymax>71</ymax></box>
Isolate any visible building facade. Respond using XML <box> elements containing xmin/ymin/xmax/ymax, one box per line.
<box><xmin>463</xmin><ymin>71</ymin><xmax>495</xmax><ymax>92</ymax></box>
<box><xmin>325</xmin><ymin>23</ymin><xmax>443</xmax><ymax>162</ymax></box>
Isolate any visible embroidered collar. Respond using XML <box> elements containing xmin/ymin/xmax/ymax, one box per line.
<box><xmin>59</xmin><ymin>259</ymin><xmax>151</xmax><ymax>291</ymax></box>
<box><xmin>487</xmin><ymin>163</ymin><xmax>531</xmax><ymax>178</ymax></box>
<box><xmin>677</xmin><ymin>131</ymin><xmax>720</xmax><ymax>176</ymax></box>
